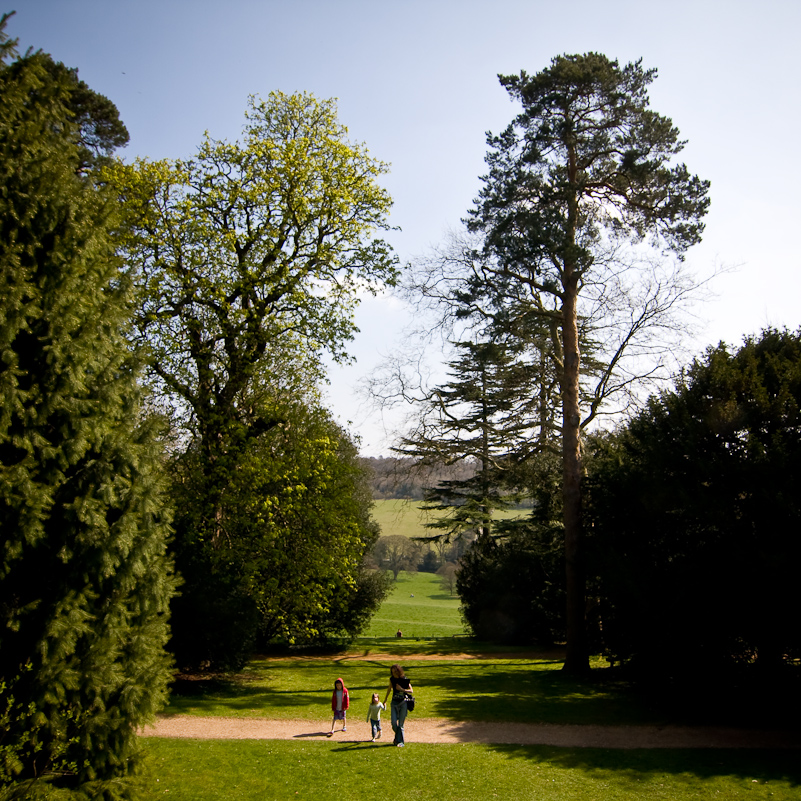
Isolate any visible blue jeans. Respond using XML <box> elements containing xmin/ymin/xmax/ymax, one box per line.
<box><xmin>370</xmin><ymin>719</ymin><xmax>382</xmax><ymax>739</ymax></box>
<box><xmin>391</xmin><ymin>700</ymin><xmax>407</xmax><ymax>745</ymax></box>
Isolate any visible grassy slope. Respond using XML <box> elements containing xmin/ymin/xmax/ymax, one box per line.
<box><xmin>361</xmin><ymin>571</ymin><xmax>465</xmax><ymax>638</ymax></box>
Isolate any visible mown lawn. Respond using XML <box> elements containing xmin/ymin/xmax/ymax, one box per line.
<box><xmin>145</xmin><ymin>540</ymin><xmax>801</xmax><ymax>801</ymax></box>
<box><xmin>165</xmin><ymin>650</ymin><xmax>644</xmax><ymax>725</ymax></box>
<box><xmin>141</xmin><ymin>738</ymin><xmax>801</xmax><ymax>801</ymax></box>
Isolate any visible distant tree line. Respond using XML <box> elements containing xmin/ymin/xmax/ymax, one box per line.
<box><xmin>360</xmin><ymin>456</ymin><xmax>476</xmax><ymax>499</ymax></box>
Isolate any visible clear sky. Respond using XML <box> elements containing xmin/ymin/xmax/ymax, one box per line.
<box><xmin>10</xmin><ymin>0</ymin><xmax>801</xmax><ymax>455</ymax></box>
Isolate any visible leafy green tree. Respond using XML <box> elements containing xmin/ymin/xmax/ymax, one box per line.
<box><xmin>0</xmin><ymin>22</ymin><xmax>175</xmax><ymax>801</ymax></box>
<box><xmin>106</xmin><ymin>91</ymin><xmax>397</xmax><ymax>664</ymax></box>
<box><xmin>109</xmin><ymin>92</ymin><xmax>396</xmax><ymax>519</ymax></box>
<box><xmin>456</xmin><ymin>450</ymin><xmax>566</xmax><ymax>645</ymax></box>
<box><xmin>39</xmin><ymin>55</ymin><xmax>129</xmax><ymax>173</ymax></box>
<box><xmin>170</xmin><ymin>396</ymin><xmax>391</xmax><ymax>668</ymax></box>
<box><xmin>588</xmin><ymin>328</ymin><xmax>801</xmax><ymax>675</ymax></box>
<box><xmin>466</xmin><ymin>54</ymin><xmax>710</xmax><ymax>672</ymax></box>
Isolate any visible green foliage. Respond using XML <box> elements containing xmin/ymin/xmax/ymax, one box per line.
<box><xmin>589</xmin><ymin>328</ymin><xmax>801</xmax><ymax>675</ymax></box>
<box><xmin>170</xmin><ymin>403</ymin><xmax>390</xmax><ymax>669</ymax></box>
<box><xmin>396</xmin><ymin>338</ymin><xmax>543</xmax><ymax>543</ymax></box>
<box><xmin>108</xmin><ymin>90</ymin><xmax>396</xmax><ymax>433</ymax></box>
<box><xmin>457</xmin><ymin>527</ymin><xmax>564</xmax><ymax>645</ymax></box>
<box><xmin>456</xmin><ymin>452</ymin><xmax>566</xmax><ymax>645</ymax></box>
<box><xmin>0</xmin><ymin>22</ymin><xmax>175</xmax><ymax>801</ymax></box>
<box><xmin>470</xmin><ymin>54</ymin><xmax>710</xmax><ymax>265</ymax></box>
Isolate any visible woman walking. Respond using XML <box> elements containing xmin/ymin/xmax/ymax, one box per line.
<box><xmin>383</xmin><ymin>664</ymin><xmax>413</xmax><ymax>747</ymax></box>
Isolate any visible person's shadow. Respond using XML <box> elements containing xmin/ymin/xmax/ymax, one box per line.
<box><xmin>291</xmin><ymin>730</ymin><xmax>395</xmax><ymax>750</ymax></box>
<box><xmin>329</xmin><ymin>742</ymin><xmax>396</xmax><ymax>751</ymax></box>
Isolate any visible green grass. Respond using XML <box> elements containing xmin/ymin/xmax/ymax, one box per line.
<box><xmin>371</xmin><ymin>498</ymin><xmax>527</xmax><ymax>539</ymax></box>
<box><xmin>361</xmin><ymin>571</ymin><xmax>465</xmax><ymax>638</ymax></box>
<box><xmin>140</xmin><ymin>738</ymin><xmax>801</xmax><ymax>801</ymax></box>
<box><xmin>166</xmin><ymin>647</ymin><xmax>655</xmax><ymax>727</ymax></box>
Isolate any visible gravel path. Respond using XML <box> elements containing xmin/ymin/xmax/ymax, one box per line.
<box><xmin>142</xmin><ymin>716</ymin><xmax>801</xmax><ymax>749</ymax></box>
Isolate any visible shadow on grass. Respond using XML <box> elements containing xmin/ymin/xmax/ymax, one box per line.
<box><xmin>483</xmin><ymin>743</ymin><xmax>801</xmax><ymax>786</ymax></box>
<box><xmin>329</xmin><ymin>742</ymin><xmax>397</xmax><ymax>752</ymax></box>
<box><xmin>406</xmin><ymin>661</ymin><xmax>653</xmax><ymax>726</ymax></box>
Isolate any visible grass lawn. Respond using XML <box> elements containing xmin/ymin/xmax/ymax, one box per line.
<box><xmin>141</xmin><ymin>738</ymin><xmax>801</xmax><ymax>801</ymax></box>
<box><xmin>361</xmin><ymin>571</ymin><xmax>465</xmax><ymax>638</ymax></box>
<box><xmin>166</xmin><ymin>650</ymin><xmax>647</xmax><ymax>725</ymax></box>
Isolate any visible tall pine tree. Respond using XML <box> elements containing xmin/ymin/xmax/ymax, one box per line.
<box><xmin>467</xmin><ymin>55</ymin><xmax>709</xmax><ymax>673</ymax></box>
<box><xmin>0</xmin><ymin>18</ymin><xmax>176</xmax><ymax>800</ymax></box>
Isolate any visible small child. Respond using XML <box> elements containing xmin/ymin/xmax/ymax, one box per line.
<box><xmin>366</xmin><ymin>693</ymin><xmax>385</xmax><ymax>742</ymax></box>
<box><xmin>328</xmin><ymin>678</ymin><xmax>349</xmax><ymax>736</ymax></box>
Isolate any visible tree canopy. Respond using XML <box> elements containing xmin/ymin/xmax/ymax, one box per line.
<box><xmin>108</xmin><ymin>91</ymin><xmax>397</xmax><ymax>534</ymax></box>
<box><xmin>395</xmin><ymin>337</ymin><xmax>539</xmax><ymax>543</ymax></box>
<box><xmin>170</xmin><ymin>397</ymin><xmax>390</xmax><ymax>667</ymax></box>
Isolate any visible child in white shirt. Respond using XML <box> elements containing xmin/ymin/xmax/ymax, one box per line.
<box><xmin>366</xmin><ymin>693</ymin><xmax>385</xmax><ymax>741</ymax></box>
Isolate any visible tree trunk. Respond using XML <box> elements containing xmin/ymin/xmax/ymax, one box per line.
<box><xmin>561</xmin><ymin>267</ymin><xmax>589</xmax><ymax>675</ymax></box>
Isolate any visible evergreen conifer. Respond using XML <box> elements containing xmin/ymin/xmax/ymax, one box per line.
<box><xmin>0</xmin><ymin>18</ymin><xmax>176</xmax><ymax>800</ymax></box>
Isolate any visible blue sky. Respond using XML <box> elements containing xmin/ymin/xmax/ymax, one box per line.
<box><xmin>10</xmin><ymin>0</ymin><xmax>801</xmax><ymax>454</ymax></box>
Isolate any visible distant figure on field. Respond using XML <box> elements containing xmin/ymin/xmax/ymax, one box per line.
<box><xmin>366</xmin><ymin>693</ymin><xmax>385</xmax><ymax>741</ymax></box>
<box><xmin>383</xmin><ymin>663</ymin><xmax>413</xmax><ymax>747</ymax></box>
<box><xmin>396</xmin><ymin>629</ymin><xmax>402</xmax><ymax>638</ymax></box>
<box><xmin>328</xmin><ymin>677</ymin><xmax>349</xmax><ymax>736</ymax></box>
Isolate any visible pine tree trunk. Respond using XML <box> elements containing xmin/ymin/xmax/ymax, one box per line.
<box><xmin>561</xmin><ymin>265</ymin><xmax>589</xmax><ymax>675</ymax></box>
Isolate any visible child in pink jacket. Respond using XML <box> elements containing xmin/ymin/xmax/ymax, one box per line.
<box><xmin>328</xmin><ymin>677</ymin><xmax>349</xmax><ymax>736</ymax></box>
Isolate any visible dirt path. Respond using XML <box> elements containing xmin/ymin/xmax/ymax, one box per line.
<box><xmin>142</xmin><ymin>716</ymin><xmax>801</xmax><ymax>749</ymax></box>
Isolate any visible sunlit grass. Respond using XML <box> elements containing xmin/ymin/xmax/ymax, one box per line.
<box><xmin>141</xmin><ymin>738</ymin><xmax>801</xmax><ymax>801</ymax></box>
<box><xmin>166</xmin><ymin>650</ymin><xmax>651</xmax><ymax>727</ymax></box>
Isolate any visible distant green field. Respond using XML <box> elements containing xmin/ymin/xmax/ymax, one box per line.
<box><xmin>362</xmin><ymin>571</ymin><xmax>466</xmax><ymax>639</ymax></box>
<box><xmin>371</xmin><ymin>498</ymin><xmax>526</xmax><ymax>539</ymax></box>
<box><xmin>365</xmin><ymin>500</ymin><xmax>528</xmax><ymax>640</ymax></box>
<box><xmin>370</xmin><ymin>498</ymin><xmax>436</xmax><ymax>538</ymax></box>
